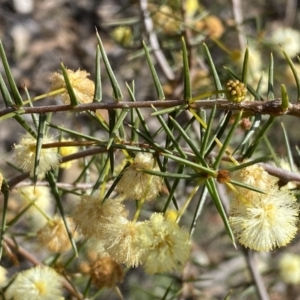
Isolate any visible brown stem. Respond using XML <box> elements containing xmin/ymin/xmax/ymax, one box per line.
<box><xmin>1</xmin><ymin>99</ymin><xmax>300</xmax><ymax>117</ymax></box>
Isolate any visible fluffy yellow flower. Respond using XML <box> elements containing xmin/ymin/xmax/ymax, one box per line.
<box><xmin>50</xmin><ymin>69</ymin><xmax>94</xmax><ymax>104</ymax></box>
<box><xmin>101</xmin><ymin>217</ymin><xmax>144</xmax><ymax>267</ymax></box>
<box><xmin>279</xmin><ymin>253</ymin><xmax>300</xmax><ymax>285</ymax></box>
<box><xmin>5</xmin><ymin>265</ymin><xmax>63</xmax><ymax>300</ymax></box>
<box><xmin>229</xmin><ymin>188</ymin><xmax>299</xmax><ymax>252</ymax></box>
<box><xmin>14</xmin><ymin>134</ymin><xmax>60</xmax><ymax>180</ymax></box>
<box><xmin>37</xmin><ymin>216</ymin><xmax>76</xmax><ymax>253</ymax></box>
<box><xmin>116</xmin><ymin>153</ymin><xmax>163</xmax><ymax>201</ymax></box>
<box><xmin>72</xmin><ymin>194</ymin><xmax>128</xmax><ymax>238</ymax></box>
<box><xmin>138</xmin><ymin>213</ymin><xmax>191</xmax><ymax>274</ymax></box>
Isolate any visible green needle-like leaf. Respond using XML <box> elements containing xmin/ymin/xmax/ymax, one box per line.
<box><xmin>152</xmin><ymin>106</ymin><xmax>186</xmax><ymax>158</ymax></box>
<box><xmin>182</xmin><ymin>37</ymin><xmax>192</xmax><ymax>101</ymax></box>
<box><xmin>140</xmin><ymin>168</ymin><xmax>198</xmax><ymax>179</ymax></box>
<box><xmin>0</xmin><ymin>40</ymin><xmax>23</xmax><ymax>106</ymax></box>
<box><xmin>143</xmin><ymin>41</ymin><xmax>165</xmax><ymax>100</ymax></box>
<box><xmin>282</xmin><ymin>49</ymin><xmax>300</xmax><ymax>101</ymax></box>
<box><xmin>201</xmin><ymin>104</ymin><xmax>216</xmax><ymax>156</ymax></box>
<box><xmin>243</xmin><ymin>116</ymin><xmax>276</xmax><ymax>159</ymax></box>
<box><xmin>33</xmin><ymin>114</ymin><xmax>47</xmax><ymax>183</ymax></box>
<box><xmin>96</xmin><ymin>31</ymin><xmax>123</xmax><ymax>101</ymax></box>
<box><xmin>162</xmin><ymin>164</ymin><xmax>183</xmax><ymax>213</ymax></box>
<box><xmin>151</xmin><ymin>105</ymin><xmax>188</xmax><ymax>116</ymax></box>
<box><xmin>189</xmin><ymin>186</ymin><xmax>208</xmax><ymax>236</ymax></box>
<box><xmin>267</xmin><ymin>53</ymin><xmax>274</xmax><ymax>99</ymax></box>
<box><xmin>203</xmin><ymin>42</ymin><xmax>223</xmax><ymax>97</ymax></box>
<box><xmin>206</xmin><ymin>178</ymin><xmax>236</xmax><ymax>245</ymax></box>
<box><xmin>46</xmin><ymin>171</ymin><xmax>78</xmax><ymax>256</ymax></box>
<box><xmin>241</xmin><ymin>47</ymin><xmax>249</xmax><ymax>85</ymax></box>
<box><xmin>107</xmin><ymin>108</ymin><xmax>129</xmax><ymax>149</ymax></box>
<box><xmin>281</xmin><ymin>84</ymin><xmax>289</xmax><ymax>111</ymax></box>
<box><xmin>281</xmin><ymin>122</ymin><xmax>294</xmax><ymax>172</ymax></box>
<box><xmin>213</xmin><ymin>110</ymin><xmax>243</xmax><ymax>169</ymax></box>
<box><xmin>0</xmin><ymin>188</ymin><xmax>9</xmax><ymax>260</ymax></box>
<box><xmin>93</xmin><ymin>45</ymin><xmax>102</xmax><ymax>102</ymax></box>
<box><xmin>0</xmin><ymin>73</ymin><xmax>14</xmax><ymax>107</ymax></box>
<box><xmin>163</xmin><ymin>152</ymin><xmax>216</xmax><ymax>177</ymax></box>
<box><xmin>169</xmin><ymin>116</ymin><xmax>208</xmax><ymax>167</ymax></box>
<box><xmin>61</xmin><ymin>62</ymin><xmax>79</xmax><ymax>106</ymax></box>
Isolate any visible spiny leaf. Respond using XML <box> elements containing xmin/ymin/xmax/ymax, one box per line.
<box><xmin>143</xmin><ymin>41</ymin><xmax>165</xmax><ymax>100</ymax></box>
<box><xmin>93</xmin><ymin>45</ymin><xmax>102</xmax><ymax>102</ymax></box>
<box><xmin>203</xmin><ymin>42</ymin><xmax>223</xmax><ymax>97</ymax></box>
<box><xmin>182</xmin><ymin>37</ymin><xmax>192</xmax><ymax>101</ymax></box>
<box><xmin>0</xmin><ymin>39</ymin><xmax>23</xmax><ymax>106</ymax></box>
<box><xmin>96</xmin><ymin>31</ymin><xmax>123</xmax><ymax>101</ymax></box>
<box><xmin>61</xmin><ymin>62</ymin><xmax>79</xmax><ymax>106</ymax></box>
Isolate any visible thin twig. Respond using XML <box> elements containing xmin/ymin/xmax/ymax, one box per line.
<box><xmin>139</xmin><ymin>0</ymin><xmax>175</xmax><ymax>81</ymax></box>
<box><xmin>1</xmin><ymin>99</ymin><xmax>300</xmax><ymax>117</ymax></box>
<box><xmin>244</xmin><ymin>249</ymin><xmax>270</xmax><ymax>300</ymax></box>
<box><xmin>231</xmin><ymin>0</ymin><xmax>246</xmax><ymax>50</ymax></box>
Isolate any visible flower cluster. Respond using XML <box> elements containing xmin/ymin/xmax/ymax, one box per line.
<box><xmin>228</xmin><ymin>164</ymin><xmax>299</xmax><ymax>252</ymax></box>
<box><xmin>73</xmin><ymin>195</ymin><xmax>191</xmax><ymax>273</ymax></box>
<box><xmin>226</xmin><ymin>79</ymin><xmax>247</xmax><ymax>103</ymax></box>
<box><xmin>73</xmin><ymin>153</ymin><xmax>191</xmax><ymax>275</ymax></box>
<box><xmin>14</xmin><ymin>134</ymin><xmax>60</xmax><ymax>180</ymax></box>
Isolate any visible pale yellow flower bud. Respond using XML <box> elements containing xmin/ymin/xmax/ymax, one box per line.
<box><xmin>226</xmin><ymin>80</ymin><xmax>247</xmax><ymax>103</ymax></box>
